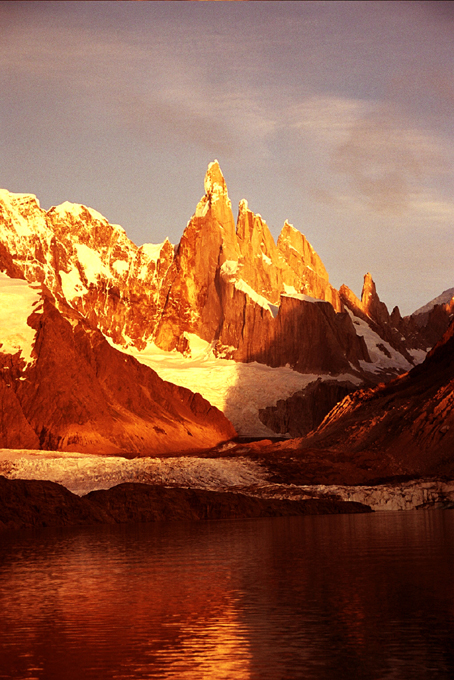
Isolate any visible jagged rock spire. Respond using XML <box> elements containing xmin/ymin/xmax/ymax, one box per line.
<box><xmin>204</xmin><ymin>160</ymin><xmax>228</xmax><ymax>198</ymax></box>
<box><xmin>361</xmin><ymin>272</ymin><xmax>390</xmax><ymax>326</ymax></box>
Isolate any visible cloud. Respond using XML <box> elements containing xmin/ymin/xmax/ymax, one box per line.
<box><xmin>333</xmin><ymin>105</ymin><xmax>450</xmax><ymax>213</ymax></box>
<box><xmin>288</xmin><ymin>96</ymin><xmax>370</xmax><ymax>146</ymax></box>
<box><xmin>406</xmin><ymin>192</ymin><xmax>454</xmax><ymax>226</ymax></box>
<box><xmin>0</xmin><ymin>15</ymin><xmax>276</xmax><ymax>158</ymax></box>
<box><xmin>287</xmin><ymin>94</ymin><xmax>451</xmax><ymax>217</ymax></box>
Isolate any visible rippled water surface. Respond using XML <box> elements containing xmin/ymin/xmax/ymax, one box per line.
<box><xmin>1</xmin><ymin>511</ymin><xmax>454</xmax><ymax>679</ymax></box>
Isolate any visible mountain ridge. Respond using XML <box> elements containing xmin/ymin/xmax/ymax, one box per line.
<box><xmin>0</xmin><ymin>161</ymin><xmax>453</xmax><ymax>445</ymax></box>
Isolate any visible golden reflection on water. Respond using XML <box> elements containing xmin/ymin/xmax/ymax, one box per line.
<box><xmin>1</xmin><ymin>513</ymin><xmax>454</xmax><ymax>680</ymax></box>
<box><xmin>151</xmin><ymin>604</ymin><xmax>253</xmax><ymax>679</ymax></box>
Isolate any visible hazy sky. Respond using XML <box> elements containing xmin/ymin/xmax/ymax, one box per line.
<box><xmin>1</xmin><ymin>1</ymin><xmax>453</xmax><ymax>315</ymax></box>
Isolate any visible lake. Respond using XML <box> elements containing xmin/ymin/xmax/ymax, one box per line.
<box><xmin>1</xmin><ymin>510</ymin><xmax>453</xmax><ymax>679</ymax></box>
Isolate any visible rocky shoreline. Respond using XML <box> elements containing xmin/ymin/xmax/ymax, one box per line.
<box><xmin>0</xmin><ymin>476</ymin><xmax>371</xmax><ymax>532</ymax></box>
<box><xmin>1</xmin><ymin>448</ymin><xmax>454</xmax><ymax>532</ymax></box>
<box><xmin>242</xmin><ymin>479</ymin><xmax>454</xmax><ymax>512</ymax></box>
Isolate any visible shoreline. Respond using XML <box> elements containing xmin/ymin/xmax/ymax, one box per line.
<box><xmin>0</xmin><ymin>477</ymin><xmax>371</xmax><ymax>533</ymax></box>
<box><xmin>1</xmin><ymin>448</ymin><xmax>454</xmax><ymax>517</ymax></box>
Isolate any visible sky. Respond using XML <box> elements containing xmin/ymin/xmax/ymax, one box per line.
<box><xmin>1</xmin><ymin>0</ymin><xmax>453</xmax><ymax>316</ymax></box>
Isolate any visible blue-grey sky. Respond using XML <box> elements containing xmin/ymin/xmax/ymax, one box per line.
<box><xmin>1</xmin><ymin>0</ymin><xmax>453</xmax><ymax>315</ymax></box>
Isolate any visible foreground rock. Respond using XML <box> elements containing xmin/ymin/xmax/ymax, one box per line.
<box><xmin>0</xmin><ymin>476</ymin><xmax>371</xmax><ymax>532</ymax></box>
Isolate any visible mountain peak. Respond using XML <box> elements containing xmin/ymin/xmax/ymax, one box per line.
<box><xmin>361</xmin><ymin>272</ymin><xmax>390</xmax><ymax>327</ymax></box>
<box><xmin>50</xmin><ymin>201</ymin><xmax>108</xmax><ymax>225</ymax></box>
<box><xmin>204</xmin><ymin>160</ymin><xmax>227</xmax><ymax>197</ymax></box>
<box><xmin>361</xmin><ymin>272</ymin><xmax>376</xmax><ymax>305</ymax></box>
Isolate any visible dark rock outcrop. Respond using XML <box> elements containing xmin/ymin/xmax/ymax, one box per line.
<box><xmin>259</xmin><ymin>379</ymin><xmax>359</xmax><ymax>437</ymax></box>
<box><xmin>239</xmin><ymin>295</ymin><xmax>370</xmax><ymax>373</ymax></box>
<box><xmin>0</xmin><ymin>476</ymin><xmax>109</xmax><ymax>530</ymax></box>
<box><xmin>0</xmin><ymin>476</ymin><xmax>372</xmax><ymax>532</ymax></box>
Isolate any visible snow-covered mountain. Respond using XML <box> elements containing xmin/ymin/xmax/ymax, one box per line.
<box><xmin>0</xmin><ymin>161</ymin><xmax>452</xmax><ymax>445</ymax></box>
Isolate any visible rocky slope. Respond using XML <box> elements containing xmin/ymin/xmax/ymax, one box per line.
<box><xmin>253</xmin><ymin>317</ymin><xmax>454</xmax><ymax>483</ymax></box>
<box><xmin>0</xmin><ymin>276</ymin><xmax>235</xmax><ymax>454</ymax></box>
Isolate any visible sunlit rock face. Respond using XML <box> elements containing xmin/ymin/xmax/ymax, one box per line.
<box><xmin>0</xmin><ymin>282</ymin><xmax>235</xmax><ymax>454</ymax></box>
<box><xmin>154</xmin><ymin>161</ymin><xmax>240</xmax><ymax>352</ymax></box>
<box><xmin>0</xmin><ymin>189</ymin><xmax>174</xmax><ymax>350</ymax></box>
<box><xmin>277</xmin><ymin>221</ymin><xmax>342</xmax><ymax>312</ymax></box>
<box><xmin>0</xmin><ymin>161</ymin><xmax>450</xmax><ymax>392</ymax></box>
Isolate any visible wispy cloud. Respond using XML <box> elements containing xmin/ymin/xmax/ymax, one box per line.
<box><xmin>0</xmin><ymin>16</ymin><xmax>276</xmax><ymax>157</ymax></box>
<box><xmin>333</xmin><ymin>105</ymin><xmax>449</xmax><ymax>213</ymax></box>
<box><xmin>288</xmin><ymin>96</ymin><xmax>370</xmax><ymax>145</ymax></box>
<box><xmin>287</xmin><ymin>93</ymin><xmax>451</xmax><ymax>217</ymax></box>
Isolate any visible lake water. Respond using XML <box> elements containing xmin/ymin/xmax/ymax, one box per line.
<box><xmin>0</xmin><ymin>511</ymin><xmax>453</xmax><ymax>679</ymax></box>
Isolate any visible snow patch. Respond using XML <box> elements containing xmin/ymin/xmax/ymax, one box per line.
<box><xmin>60</xmin><ymin>267</ymin><xmax>87</xmax><ymax>301</ymax></box>
<box><xmin>283</xmin><ymin>284</ymin><xmax>298</xmax><ymax>295</ymax></box>
<box><xmin>261</xmin><ymin>253</ymin><xmax>272</xmax><ymax>266</ymax></box>
<box><xmin>111</xmin><ymin>339</ymin><xmax>361</xmax><ymax>437</ymax></box>
<box><xmin>75</xmin><ymin>243</ymin><xmax>110</xmax><ymax>284</ymax></box>
<box><xmin>0</xmin><ymin>273</ymin><xmax>42</xmax><ymax>364</ymax></box>
<box><xmin>281</xmin><ymin>293</ymin><xmax>323</xmax><ymax>304</ymax></box>
<box><xmin>53</xmin><ymin>202</ymin><xmax>107</xmax><ymax>224</ymax></box>
<box><xmin>220</xmin><ymin>260</ymin><xmax>240</xmax><ymax>280</ymax></box>
<box><xmin>112</xmin><ymin>259</ymin><xmax>129</xmax><ymax>275</ymax></box>
<box><xmin>408</xmin><ymin>348</ymin><xmax>427</xmax><ymax>365</ymax></box>
<box><xmin>349</xmin><ymin>310</ymin><xmax>413</xmax><ymax>373</ymax></box>
<box><xmin>141</xmin><ymin>241</ymin><xmax>171</xmax><ymax>261</ymax></box>
<box><xmin>234</xmin><ymin>279</ymin><xmax>279</xmax><ymax>318</ymax></box>
<box><xmin>183</xmin><ymin>333</ymin><xmax>213</xmax><ymax>359</ymax></box>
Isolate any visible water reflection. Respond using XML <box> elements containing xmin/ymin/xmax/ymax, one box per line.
<box><xmin>1</xmin><ymin>512</ymin><xmax>454</xmax><ymax>679</ymax></box>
